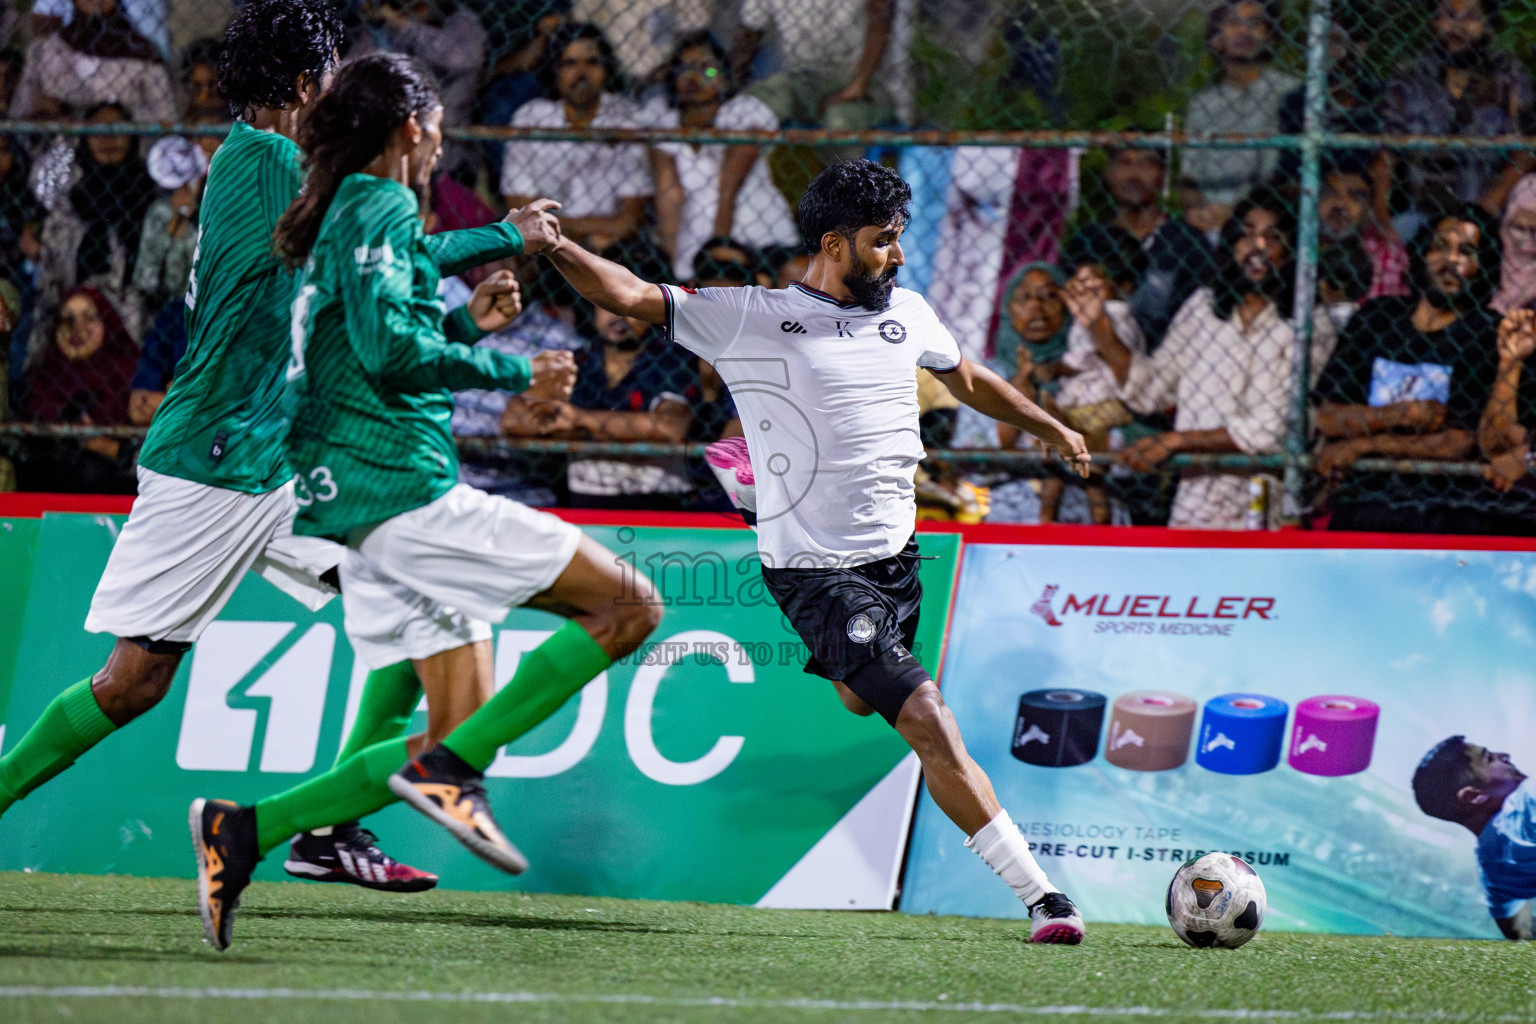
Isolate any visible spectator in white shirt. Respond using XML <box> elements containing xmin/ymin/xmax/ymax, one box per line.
<box><xmin>12</xmin><ymin>0</ymin><xmax>175</xmax><ymax>123</ymax></box>
<box><xmin>1087</xmin><ymin>191</ymin><xmax>1337</xmax><ymax>529</ymax></box>
<box><xmin>1181</xmin><ymin>1</ymin><xmax>1299</xmax><ymax>215</ymax></box>
<box><xmin>501</xmin><ymin>23</ymin><xmax>652</xmax><ymax>248</ymax></box>
<box><xmin>651</xmin><ymin>32</ymin><xmax>798</xmax><ymax>280</ymax></box>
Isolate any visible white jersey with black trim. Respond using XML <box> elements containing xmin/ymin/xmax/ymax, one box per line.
<box><xmin>661</xmin><ymin>281</ymin><xmax>962</xmax><ymax>566</ymax></box>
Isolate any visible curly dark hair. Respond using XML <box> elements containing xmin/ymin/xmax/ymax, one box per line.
<box><xmin>797</xmin><ymin>160</ymin><xmax>912</xmax><ymax>256</ymax></box>
<box><xmin>1212</xmin><ymin>188</ymin><xmax>1297</xmax><ymax>321</ymax></box>
<box><xmin>272</xmin><ymin>53</ymin><xmax>440</xmax><ymax>268</ymax></box>
<box><xmin>219</xmin><ymin>0</ymin><xmax>346</xmax><ymax>120</ymax></box>
<box><xmin>1409</xmin><ymin>206</ymin><xmax>1501</xmax><ymax>310</ymax></box>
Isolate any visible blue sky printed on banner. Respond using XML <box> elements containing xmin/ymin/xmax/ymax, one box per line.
<box><xmin>901</xmin><ymin>544</ymin><xmax>1536</xmax><ymax>939</ymax></box>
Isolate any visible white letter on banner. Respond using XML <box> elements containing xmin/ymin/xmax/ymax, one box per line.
<box><xmin>624</xmin><ymin>629</ymin><xmax>752</xmax><ymax>786</ymax></box>
<box><xmin>487</xmin><ymin>629</ymin><xmax>607</xmax><ymax>779</ymax></box>
<box><xmin>176</xmin><ymin>622</ymin><xmax>294</xmax><ymax>771</ymax></box>
<box><xmin>244</xmin><ymin>624</ymin><xmax>335</xmax><ymax>773</ymax></box>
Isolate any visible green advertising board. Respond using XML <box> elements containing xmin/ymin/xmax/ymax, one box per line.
<box><xmin>0</xmin><ymin>513</ymin><xmax>958</xmax><ymax>906</ymax></box>
<box><xmin>0</xmin><ymin>517</ymin><xmax>39</xmax><ymax>729</ymax></box>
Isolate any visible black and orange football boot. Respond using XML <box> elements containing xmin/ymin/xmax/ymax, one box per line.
<box><xmin>388</xmin><ymin>745</ymin><xmax>527</xmax><ymax>875</ymax></box>
<box><xmin>189</xmin><ymin>798</ymin><xmax>259</xmax><ymax>951</ymax></box>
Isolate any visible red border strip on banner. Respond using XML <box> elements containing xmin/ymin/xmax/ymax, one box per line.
<box><xmin>4</xmin><ymin>493</ymin><xmax>1535</xmax><ymax>552</ymax></box>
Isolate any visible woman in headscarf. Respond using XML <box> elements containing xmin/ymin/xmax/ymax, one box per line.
<box><xmin>10</xmin><ymin>0</ymin><xmax>174</xmax><ymax>123</ymax></box>
<box><xmin>17</xmin><ymin>285</ymin><xmax>140</xmax><ymax>492</ymax></box>
<box><xmin>951</xmin><ymin>262</ymin><xmax>1084</xmax><ymax>523</ymax></box>
<box><xmin>990</xmin><ymin>261</ymin><xmax>1071</xmax><ymax>382</ymax></box>
<box><xmin>31</xmin><ymin>102</ymin><xmax>154</xmax><ymax>366</ymax></box>
<box><xmin>1493</xmin><ymin>175</ymin><xmax>1536</xmax><ymax>315</ymax></box>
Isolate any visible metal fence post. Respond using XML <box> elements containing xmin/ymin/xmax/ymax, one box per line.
<box><xmin>1284</xmin><ymin>0</ymin><xmax>1332</xmax><ymax>523</ymax></box>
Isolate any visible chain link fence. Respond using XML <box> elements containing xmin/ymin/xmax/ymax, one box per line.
<box><xmin>0</xmin><ymin>0</ymin><xmax>1532</xmax><ymax>533</ymax></box>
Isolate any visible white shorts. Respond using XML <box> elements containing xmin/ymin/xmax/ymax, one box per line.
<box><xmin>339</xmin><ymin>548</ymin><xmax>493</xmax><ymax>670</ymax></box>
<box><xmin>86</xmin><ymin>466</ymin><xmax>342</xmax><ymax>644</ymax></box>
<box><xmin>351</xmin><ymin>484</ymin><xmax>582</xmax><ymax>627</ymax></box>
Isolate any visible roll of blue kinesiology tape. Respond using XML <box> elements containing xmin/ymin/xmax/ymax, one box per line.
<box><xmin>1195</xmin><ymin>693</ymin><xmax>1289</xmax><ymax>775</ymax></box>
<box><xmin>1012</xmin><ymin>689</ymin><xmax>1107</xmax><ymax>767</ymax></box>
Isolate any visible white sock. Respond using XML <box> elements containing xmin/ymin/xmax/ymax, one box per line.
<box><xmin>964</xmin><ymin>809</ymin><xmax>1056</xmax><ymax>907</ymax></box>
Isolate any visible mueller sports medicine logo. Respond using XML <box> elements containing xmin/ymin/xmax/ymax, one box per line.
<box><xmin>1029</xmin><ymin>584</ymin><xmax>1276</xmax><ymax>636</ymax></box>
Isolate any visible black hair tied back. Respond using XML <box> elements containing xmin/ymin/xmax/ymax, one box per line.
<box><xmin>273</xmin><ymin>53</ymin><xmax>441</xmax><ymax>269</ymax></box>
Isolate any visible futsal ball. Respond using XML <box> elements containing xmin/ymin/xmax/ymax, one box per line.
<box><xmin>1165</xmin><ymin>852</ymin><xmax>1266</xmax><ymax>948</ymax></box>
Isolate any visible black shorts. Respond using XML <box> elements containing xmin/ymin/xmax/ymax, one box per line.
<box><xmin>761</xmin><ymin>535</ymin><xmax>923</xmax><ymax>682</ymax></box>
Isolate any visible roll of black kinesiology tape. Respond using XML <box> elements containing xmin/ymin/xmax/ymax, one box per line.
<box><xmin>1012</xmin><ymin>689</ymin><xmax>1107</xmax><ymax>767</ymax></box>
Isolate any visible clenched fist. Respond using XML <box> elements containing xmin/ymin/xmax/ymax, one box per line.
<box><xmin>468</xmin><ymin>269</ymin><xmax>522</xmax><ymax>333</ymax></box>
<box><xmin>528</xmin><ymin>350</ymin><xmax>577</xmax><ymax>401</ymax></box>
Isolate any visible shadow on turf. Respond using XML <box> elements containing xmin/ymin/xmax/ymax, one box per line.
<box><xmin>0</xmin><ymin>940</ymin><xmax>284</xmax><ymax>964</ymax></box>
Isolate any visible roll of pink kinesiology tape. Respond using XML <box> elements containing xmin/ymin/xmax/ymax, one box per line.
<box><xmin>1287</xmin><ymin>696</ymin><xmax>1379</xmax><ymax>776</ymax></box>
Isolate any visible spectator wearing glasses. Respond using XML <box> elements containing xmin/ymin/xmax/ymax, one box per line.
<box><xmin>1492</xmin><ymin>175</ymin><xmax>1536</xmax><ymax>317</ymax></box>
<box><xmin>16</xmin><ymin>285</ymin><xmax>139</xmax><ymax>493</ymax></box>
<box><xmin>500</xmin><ymin>23</ymin><xmax>652</xmax><ymax>249</ymax></box>
<box><xmin>180</xmin><ymin>36</ymin><xmax>225</xmax><ymax>121</ymax></box>
<box><xmin>651</xmin><ymin>32</ymin><xmax>798</xmax><ymax>281</ymax></box>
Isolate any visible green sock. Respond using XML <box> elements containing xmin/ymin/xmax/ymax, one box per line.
<box><xmin>253</xmin><ymin>737</ymin><xmax>409</xmax><ymax>855</ymax></box>
<box><xmin>0</xmin><ymin>677</ymin><xmax>115</xmax><ymax>814</ymax></box>
<box><xmin>335</xmin><ymin>662</ymin><xmax>420</xmax><ymax>766</ymax></box>
<box><xmin>441</xmin><ymin>620</ymin><xmax>611</xmax><ymax>771</ymax></box>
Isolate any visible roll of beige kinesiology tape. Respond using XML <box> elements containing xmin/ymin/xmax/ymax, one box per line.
<box><xmin>1104</xmin><ymin>691</ymin><xmax>1197</xmax><ymax>771</ymax></box>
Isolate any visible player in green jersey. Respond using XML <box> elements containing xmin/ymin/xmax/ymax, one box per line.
<box><xmin>0</xmin><ymin>0</ymin><xmax>538</xmax><ymax>894</ymax></box>
<box><xmin>191</xmin><ymin>52</ymin><xmax>662</xmax><ymax>951</ymax></box>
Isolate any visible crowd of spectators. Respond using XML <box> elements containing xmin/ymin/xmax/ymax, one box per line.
<box><xmin>3</xmin><ymin>0</ymin><xmax>1536</xmax><ymax>535</ymax></box>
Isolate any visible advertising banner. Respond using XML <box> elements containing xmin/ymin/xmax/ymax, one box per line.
<box><xmin>901</xmin><ymin>542</ymin><xmax>1536</xmax><ymax>939</ymax></box>
<box><xmin>0</xmin><ymin>517</ymin><xmax>39</xmax><ymax>731</ymax></box>
<box><xmin>0</xmin><ymin>513</ymin><xmax>957</xmax><ymax>908</ymax></box>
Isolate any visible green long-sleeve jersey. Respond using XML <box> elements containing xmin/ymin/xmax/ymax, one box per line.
<box><xmin>138</xmin><ymin>120</ymin><xmax>525</xmax><ymax>494</ymax></box>
<box><xmin>285</xmin><ymin>174</ymin><xmax>533</xmax><ymax>539</ymax></box>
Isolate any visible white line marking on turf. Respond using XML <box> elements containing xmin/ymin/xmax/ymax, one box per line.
<box><xmin>0</xmin><ymin>986</ymin><xmax>1526</xmax><ymax>1021</ymax></box>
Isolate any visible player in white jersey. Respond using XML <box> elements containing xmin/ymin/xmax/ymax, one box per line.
<box><xmin>541</xmin><ymin>160</ymin><xmax>1092</xmax><ymax>943</ymax></box>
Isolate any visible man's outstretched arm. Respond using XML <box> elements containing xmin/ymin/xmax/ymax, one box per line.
<box><xmin>937</xmin><ymin>356</ymin><xmax>1091</xmax><ymax>476</ymax></box>
<box><xmin>545</xmin><ymin>238</ymin><xmax>667</xmax><ymax>325</ymax></box>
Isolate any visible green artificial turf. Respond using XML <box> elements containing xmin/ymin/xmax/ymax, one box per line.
<box><xmin>1</xmin><ymin>872</ymin><xmax>1533</xmax><ymax>1024</ymax></box>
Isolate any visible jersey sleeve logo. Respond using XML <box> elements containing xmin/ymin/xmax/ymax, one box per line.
<box><xmin>878</xmin><ymin>320</ymin><xmax>907</xmax><ymax>343</ymax></box>
<box><xmin>354</xmin><ymin>242</ymin><xmax>397</xmax><ymax>276</ymax></box>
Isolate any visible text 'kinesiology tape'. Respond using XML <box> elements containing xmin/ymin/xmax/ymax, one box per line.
<box><xmin>1012</xmin><ymin>689</ymin><xmax>1106</xmax><ymax>768</ymax></box>
<box><xmin>1288</xmin><ymin>696</ymin><xmax>1380</xmax><ymax>777</ymax></box>
<box><xmin>1105</xmin><ymin>691</ymin><xmax>1197</xmax><ymax>772</ymax></box>
<box><xmin>1196</xmin><ymin>694</ymin><xmax>1289</xmax><ymax>775</ymax></box>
